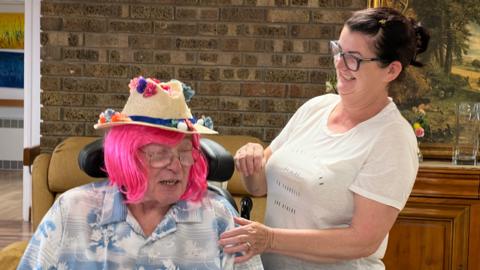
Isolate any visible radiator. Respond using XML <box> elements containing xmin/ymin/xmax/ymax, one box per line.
<box><xmin>0</xmin><ymin>118</ymin><xmax>23</xmax><ymax>170</ymax></box>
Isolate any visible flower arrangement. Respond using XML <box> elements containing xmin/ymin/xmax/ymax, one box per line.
<box><xmin>411</xmin><ymin>104</ymin><xmax>429</xmax><ymax>140</ymax></box>
<box><xmin>410</xmin><ymin>104</ymin><xmax>430</xmax><ymax>162</ymax></box>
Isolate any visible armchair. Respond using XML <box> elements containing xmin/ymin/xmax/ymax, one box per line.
<box><xmin>31</xmin><ymin>137</ymin><xmax>102</xmax><ymax>230</ymax></box>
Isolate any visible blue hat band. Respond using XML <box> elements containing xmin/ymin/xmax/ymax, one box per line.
<box><xmin>129</xmin><ymin>115</ymin><xmax>196</xmax><ymax>128</ymax></box>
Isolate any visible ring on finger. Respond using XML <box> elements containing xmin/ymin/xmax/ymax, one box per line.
<box><xmin>245</xmin><ymin>241</ymin><xmax>252</xmax><ymax>251</ymax></box>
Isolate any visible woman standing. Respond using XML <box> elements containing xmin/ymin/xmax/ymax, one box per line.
<box><xmin>220</xmin><ymin>7</ymin><xmax>430</xmax><ymax>270</ymax></box>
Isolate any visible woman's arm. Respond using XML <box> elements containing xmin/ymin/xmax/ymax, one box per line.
<box><xmin>268</xmin><ymin>194</ymin><xmax>399</xmax><ymax>261</ymax></box>
<box><xmin>219</xmin><ymin>194</ymin><xmax>399</xmax><ymax>263</ymax></box>
<box><xmin>234</xmin><ymin>145</ymin><xmax>272</xmax><ymax>197</ymax></box>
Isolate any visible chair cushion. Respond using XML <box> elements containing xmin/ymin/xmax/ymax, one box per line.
<box><xmin>48</xmin><ymin>137</ymin><xmax>103</xmax><ymax>192</ymax></box>
<box><xmin>0</xmin><ymin>240</ymin><xmax>28</xmax><ymax>270</ymax></box>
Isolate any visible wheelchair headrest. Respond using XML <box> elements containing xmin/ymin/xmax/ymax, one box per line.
<box><xmin>78</xmin><ymin>137</ymin><xmax>234</xmax><ymax>182</ymax></box>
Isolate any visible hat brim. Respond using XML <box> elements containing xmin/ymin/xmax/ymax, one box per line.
<box><xmin>94</xmin><ymin>121</ymin><xmax>218</xmax><ymax>134</ymax></box>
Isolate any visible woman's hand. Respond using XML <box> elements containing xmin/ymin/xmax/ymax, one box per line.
<box><xmin>219</xmin><ymin>217</ymin><xmax>274</xmax><ymax>263</ymax></box>
<box><xmin>234</xmin><ymin>143</ymin><xmax>265</xmax><ymax>177</ymax></box>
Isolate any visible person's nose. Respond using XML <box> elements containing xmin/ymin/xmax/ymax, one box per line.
<box><xmin>334</xmin><ymin>54</ymin><xmax>346</xmax><ymax>70</ymax></box>
<box><xmin>165</xmin><ymin>154</ymin><xmax>183</xmax><ymax>171</ymax></box>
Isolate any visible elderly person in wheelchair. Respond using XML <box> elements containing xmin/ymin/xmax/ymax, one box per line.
<box><xmin>18</xmin><ymin>77</ymin><xmax>263</xmax><ymax>270</ymax></box>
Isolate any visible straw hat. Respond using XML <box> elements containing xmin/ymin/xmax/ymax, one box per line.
<box><xmin>94</xmin><ymin>76</ymin><xmax>217</xmax><ymax>134</ymax></box>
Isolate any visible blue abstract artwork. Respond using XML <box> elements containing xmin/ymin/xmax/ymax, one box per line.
<box><xmin>0</xmin><ymin>51</ymin><xmax>23</xmax><ymax>88</ymax></box>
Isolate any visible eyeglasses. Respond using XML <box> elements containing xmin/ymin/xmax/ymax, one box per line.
<box><xmin>330</xmin><ymin>40</ymin><xmax>381</xmax><ymax>71</ymax></box>
<box><xmin>140</xmin><ymin>145</ymin><xmax>195</xmax><ymax>169</ymax></box>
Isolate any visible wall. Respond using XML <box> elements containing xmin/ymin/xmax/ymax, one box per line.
<box><xmin>40</xmin><ymin>0</ymin><xmax>366</xmax><ymax>151</ymax></box>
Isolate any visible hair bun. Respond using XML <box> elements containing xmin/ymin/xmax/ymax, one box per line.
<box><xmin>414</xmin><ymin>22</ymin><xmax>430</xmax><ymax>54</ymax></box>
<box><xmin>410</xmin><ymin>19</ymin><xmax>431</xmax><ymax>67</ymax></box>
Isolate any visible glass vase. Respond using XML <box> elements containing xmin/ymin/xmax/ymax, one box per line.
<box><xmin>417</xmin><ymin>141</ymin><xmax>423</xmax><ymax>163</ymax></box>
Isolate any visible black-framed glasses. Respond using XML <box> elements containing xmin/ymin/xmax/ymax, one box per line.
<box><xmin>330</xmin><ymin>40</ymin><xmax>381</xmax><ymax>71</ymax></box>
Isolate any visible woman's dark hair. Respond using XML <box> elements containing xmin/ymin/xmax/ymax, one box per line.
<box><xmin>346</xmin><ymin>7</ymin><xmax>430</xmax><ymax>71</ymax></box>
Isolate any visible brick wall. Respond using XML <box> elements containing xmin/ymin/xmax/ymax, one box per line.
<box><xmin>40</xmin><ymin>0</ymin><xmax>366</xmax><ymax>151</ymax></box>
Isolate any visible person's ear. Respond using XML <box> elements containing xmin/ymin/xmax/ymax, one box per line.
<box><xmin>384</xmin><ymin>61</ymin><xmax>402</xmax><ymax>83</ymax></box>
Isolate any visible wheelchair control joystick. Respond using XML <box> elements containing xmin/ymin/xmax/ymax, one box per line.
<box><xmin>240</xmin><ymin>197</ymin><xmax>253</xmax><ymax>220</ymax></box>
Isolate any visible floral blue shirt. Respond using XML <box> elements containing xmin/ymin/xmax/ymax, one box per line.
<box><xmin>18</xmin><ymin>180</ymin><xmax>263</xmax><ymax>270</ymax></box>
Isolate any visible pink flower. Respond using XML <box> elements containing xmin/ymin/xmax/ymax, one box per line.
<box><xmin>415</xmin><ymin>127</ymin><xmax>425</xmax><ymax>138</ymax></box>
<box><xmin>128</xmin><ymin>77</ymin><xmax>139</xmax><ymax>92</ymax></box>
<box><xmin>143</xmin><ymin>82</ymin><xmax>157</xmax><ymax>97</ymax></box>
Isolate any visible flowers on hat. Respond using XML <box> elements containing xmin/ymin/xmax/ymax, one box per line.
<box><xmin>172</xmin><ymin>118</ymin><xmax>213</xmax><ymax>132</ymax></box>
<box><xmin>196</xmin><ymin>115</ymin><xmax>214</xmax><ymax>130</ymax></box>
<box><xmin>144</xmin><ymin>82</ymin><xmax>157</xmax><ymax>97</ymax></box>
<box><xmin>136</xmin><ymin>77</ymin><xmax>156</xmax><ymax>97</ymax></box>
<box><xmin>181</xmin><ymin>82</ymin><xmax>195</xmax><ymax>102</ymax></box>
<box><xmin>129</xmin><ymin>76</ymin><xmax>174</xmax><ymax>98</ymax></box>
<box><xmin>136</xmin><ymin>77</ymin><xmax>147</xmax><ymax>94</ymax></box>
<box><xmin>94</xmin><ymin>76</ymin><xmax>217</xmax><ymax>134</ymax></box>
<box><xmin>98</xmin><ymin>109</ymin><xmax>130</xmax><ymax>125</ymax></box>
<box><xmin>128</xmin><ymin>77</ymin><xmax>139</xmax><ymax>93</ymax></box>
<box><xmin>96</xmin><ymin>109</ymin><xmax>215</xmax><ymax>131</ymax></box>
<box><xmin>176</xmin><ymin>120</ymin><xmax>188</xmax><ymax>131</ymax></box>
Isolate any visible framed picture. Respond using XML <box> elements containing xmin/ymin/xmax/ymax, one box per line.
<box><xmin>0</xmin><ymin>2</ymin><xmax>24</xmax><ymax>103</ymax></box>
<box><xmin>368</xmin><ymin>0</ymin><xmax>480</xmax><ymax>159</ymax></box>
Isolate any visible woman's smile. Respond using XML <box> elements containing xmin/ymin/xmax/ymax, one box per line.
<box><xmin>338</xmin><ymin>72</ymin><xmax>356</xmax><ymax>82</ymax></box>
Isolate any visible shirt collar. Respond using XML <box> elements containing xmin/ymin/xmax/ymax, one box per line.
<box><xmin>98</xmin><ymin>184</ymin><xmax>204</xmax><ymax>226</ymax></box>
<box><xmin>98</xmin><ymin>183</ymin><xmax>128</xmax><ymax>226</ymax></box>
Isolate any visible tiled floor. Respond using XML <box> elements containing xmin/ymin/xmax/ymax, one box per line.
<box><xmin>0</xmin><ymin>170</ymin><xmax>32</xmax><ymax>250</ymax></box>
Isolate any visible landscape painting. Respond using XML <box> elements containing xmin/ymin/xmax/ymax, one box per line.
<box><xmin>369</xmin><ymin>0</ymin><xmax>480</xmax><ymax>157</ymax></box>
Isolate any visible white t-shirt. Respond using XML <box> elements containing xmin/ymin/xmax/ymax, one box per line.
<box><xmin>262</xmin><ymin>94</ymin><xmax>419</xmax><ymax>270</ymax></box>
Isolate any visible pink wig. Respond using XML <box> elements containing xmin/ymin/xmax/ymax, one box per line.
<box><xmin>103</xmin><ymin>125</ymin><xmax>208</xmax><ymax>203</ymax></box>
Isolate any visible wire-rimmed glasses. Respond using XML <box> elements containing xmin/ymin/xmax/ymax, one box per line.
<box><xmin>330</xmin><ymin>40</ymin><xmax>382</xmax><ymax>72</ymax></box>
<box><xmin>140</xmin><ymin>145</ymin><xmax>195</xmax><ymax>169</ymax></box>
